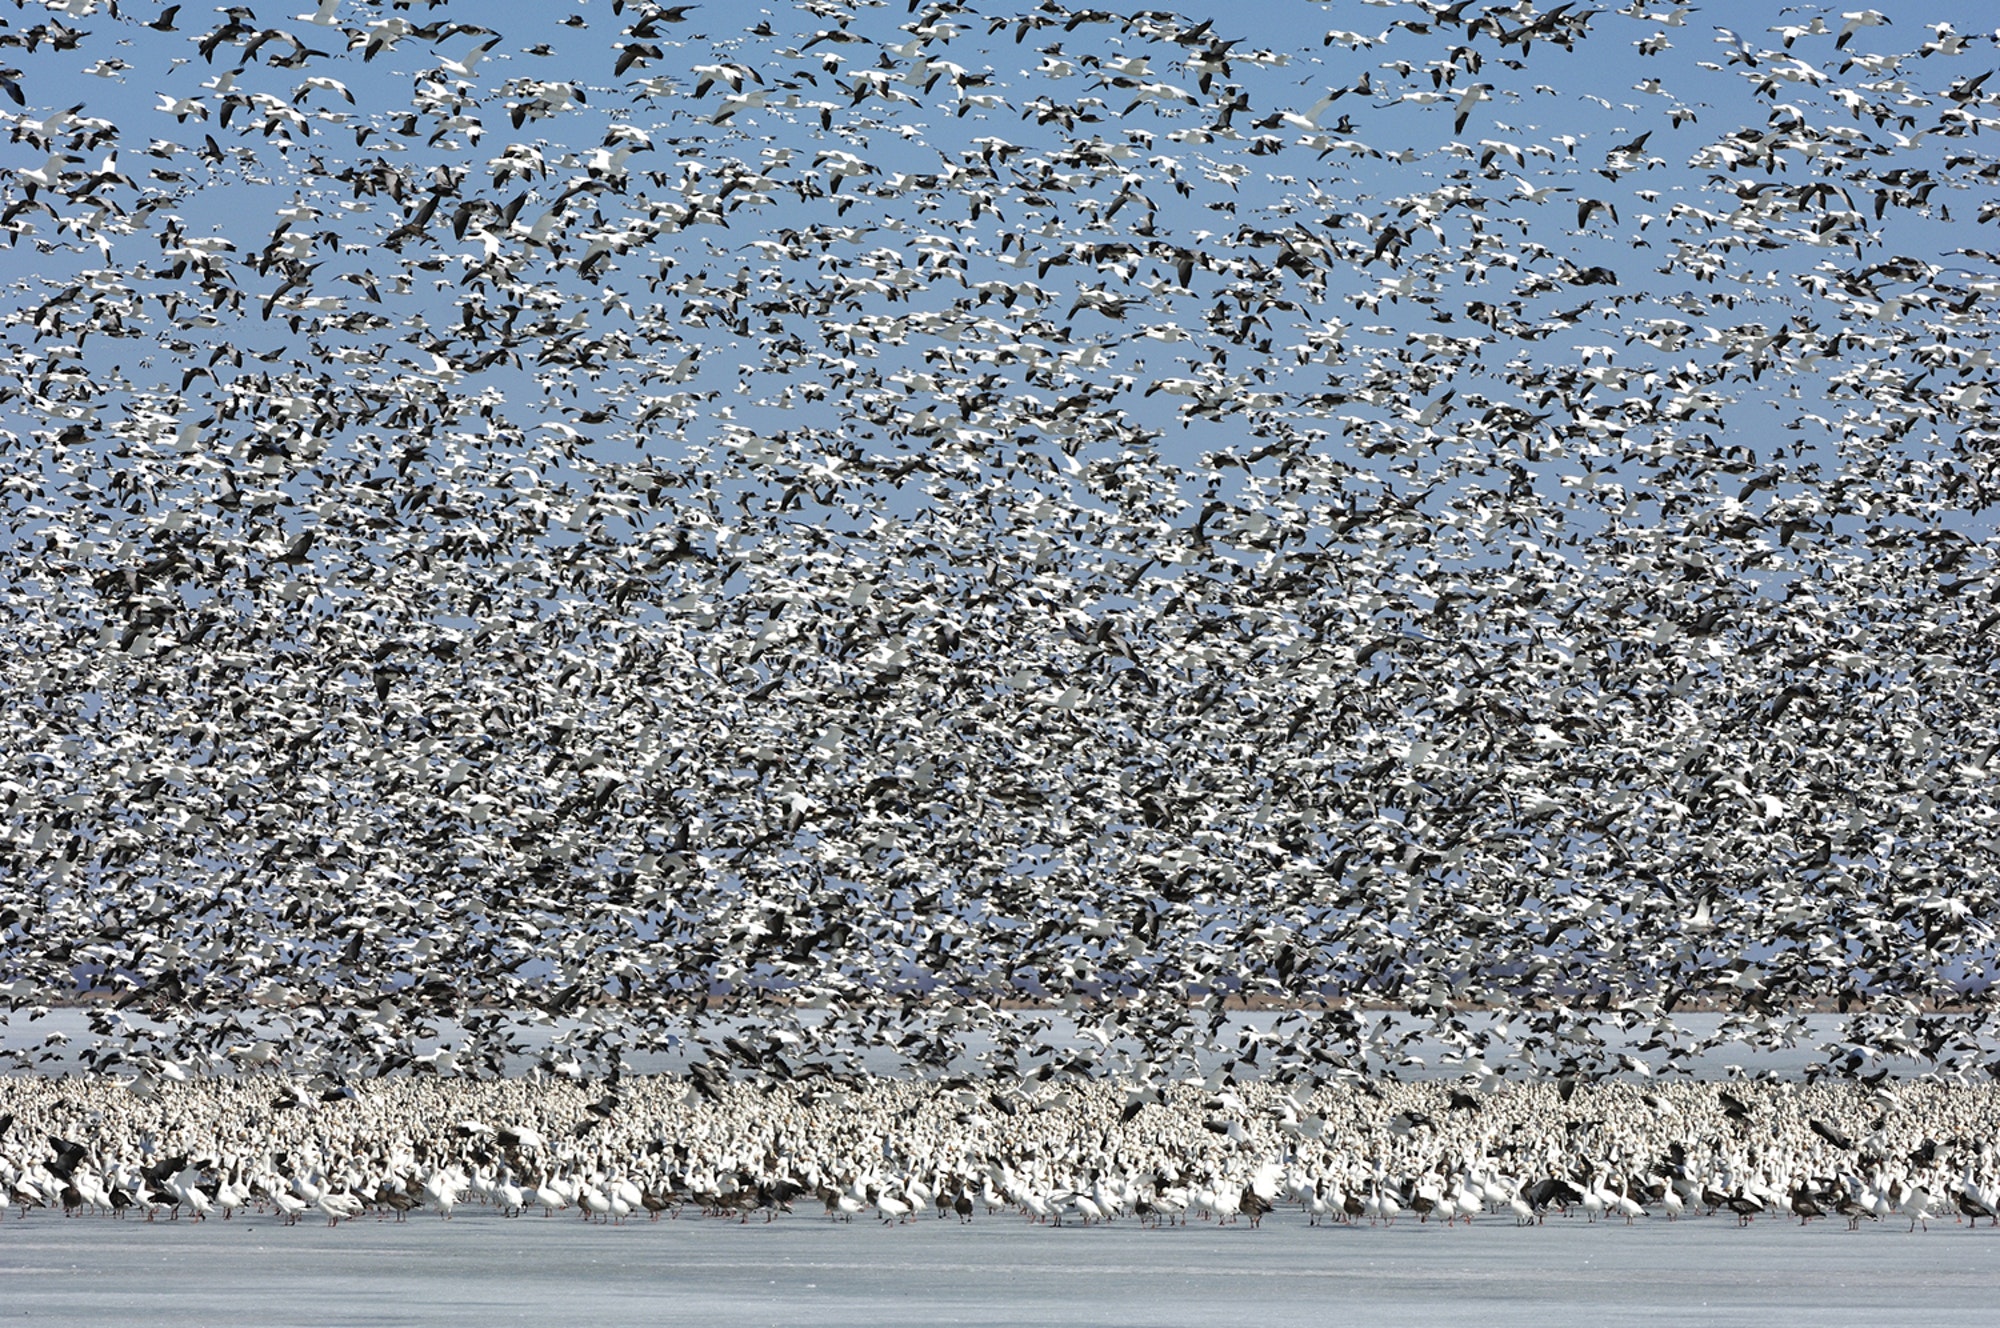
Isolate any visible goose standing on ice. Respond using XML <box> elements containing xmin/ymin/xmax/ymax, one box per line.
<box><xmin>317</xmin><ymin>1191</ymin><xmax>363</xmax><ymax>1226</ymax></box>
<box><xmin>422</xmin><ymin>1167</ymin><xmax>462</xmax><ymax>1219</ymax></box>
<box><xmin>872</xmin><ymin>1181</ymin><xmax>912</xmax><ymax>1225</ymax></box>
<box><xmin>610</xmin><ymin>1176</ymin><xmax>643</xmax><ymax>1223</ymax></box>
<box><xmin>1903</xmin><ymin>1182</ymin><xmax>1937</xmax><ymax>1232</ymax></box>
<box><xmin>1726</xmin><ymin>1192</ymin><xmax>1764</xmax><ymax>1227</ymax></box>
<box><xmin>532</xmin><ymin>1175</ymin><xmax>568</xmax><ymax>1217</ymax></box>
<box><xmin>1509</xmin><ymin>1183</ymin><xmax>1536</xmax><ymax>1227</ymax></box>
<box><xmin>1452</xmin><ymin>1173</ymin><xmax>1485</xmax><ymax>1225</ymax></box>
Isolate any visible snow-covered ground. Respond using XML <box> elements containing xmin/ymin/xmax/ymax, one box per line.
<box><xmin>6</xmin><ymin>1210</ymin><xmax>2000</xmax><ymax>1327</ymax></box>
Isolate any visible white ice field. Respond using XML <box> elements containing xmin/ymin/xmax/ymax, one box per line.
<box><xmin>8</xmin><ymin>1206</ymin><xmax>2000</xmax><ymax>1328</ymax></box>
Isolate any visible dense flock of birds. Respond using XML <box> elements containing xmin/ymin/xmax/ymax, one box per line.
<box><xmin>8</xmin><ymin>1074</ymin><xmax>2000</xmax><ymax>1232</ymax></box>
<box><xmin>3</xmin><ymin>0</ymin><xmax>2000</xmax><ymax>1114</ymax></box>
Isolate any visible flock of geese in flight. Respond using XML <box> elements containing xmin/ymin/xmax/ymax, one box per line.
<box><xmin>3</xmin><ymin>0</ymin><xmax>2000</xmax><ymax>1209</ymax></box>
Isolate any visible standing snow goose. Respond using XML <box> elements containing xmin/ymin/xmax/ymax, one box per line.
<box><xmin>1069</xmin><ymin>1189</ymin><xmax>1104</xmax><ymax>1225</ymax></box>
<box><xmin>532</xmin><ymin>1175</ymin><xmax>568</xmax><ymax>1217</ymax></box>
<box><xmin>1833</xmin><ymin>1180</ymin><xmax>1871</xmax><ymax>1230</ymax></box>
<box><xmin>422</xmin><ymin>1168</ymin><xmax>462</xmax><ymax>1219</ymax></box>
<box><xmin>317</xmin><ymin>1191</ymin><xmax>363</xmax><ymax>1225</ymax></box>
<box><xmin>213</xmin><ymin>1171</ymin><xmax>248</xmax><ymax>1219</ymax></box>
<box><xmin>1238</xmin><ymin>1184</ymin><xmax>1272</xmax><ymax>1228</ymax></box>
<box><xmin>1726</xmin><ymin>1192</ymin><xmax>1765</xmax><ymax>1226</ymax></box>
<box><xmin>1903</xmin><ymin>1181</ymin><xmax>1937</xmax><ymax>1232</ymax></box>
<box><xmin>872</xmin><ymin>1182</ymin><xmax>912</xmax><ymax>1225</ymax></box>
<box><xmin>1952</xmin><ymin>1184</ymin><xmax>1993</xmax><ymax>1227</ymax></box>
<box><xmin>169</xmin><ymin>1165</ymin><xmax>212</xmax><ymax>1221</ymax></box>
<box><xmin>1509</xmin><ymin>1184</ymin><xmax>1535</xmax><ymax>1227</ymax></box>
<box><xmin>1453</xmin><ymin>1174</ymin><xmax>1485</xmax><ymax>1224</ymax></box>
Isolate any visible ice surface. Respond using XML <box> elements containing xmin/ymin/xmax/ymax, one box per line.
<box><xmin>6</xmin><ymin>1210</ymin><xmax>2000</xmax><ymax>1327</ymax></box>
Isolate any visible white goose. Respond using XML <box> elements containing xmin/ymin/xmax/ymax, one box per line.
<box><xmin>1509</xmin><ymin>1186</ymin><xmax>1535</xmax><ymax>1227</ymax></box>
<box><xmin>316</xmin><ymin>1191</ymin><xmax>364</xmax><ymax>1225</ymax></box>
<box><xmin>422</xmin><ymin>1167</ymin><xmax>462</xmax><ymax>1219</ymax></box>
<box><xmin>532</xmin><ymin>1175</ymin><xmax>569</xmax><ymax>1217</ymax></box>
<box><xmin>872</xmin><ymin>1181</ymin><xmax>912</xmax><ymax>1225</ymax></box>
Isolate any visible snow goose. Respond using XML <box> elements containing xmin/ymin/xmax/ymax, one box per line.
<box><xmin>1069</xmin><ymin>1190</ymin><xmax>1104</xmax><ymax>1225</ymax></box>
<box><xmin>1866</xmin><ymin>1176</ymin><xmax>1893</xmax><ymax>1226</ymax></box>
<box><xmin>1238</xmin><ymin>1185</ymin><xmax>1272</xmax><ymax>1229</ymax></box>
<box><xmin>1725</xmin><ymin>1192</ymin><xmax>1764</xmax><ymax>1226</ymax></box>
<box><xmin>1453</xmin><ymin>1174</ymin><xmax>1485</xmax><ymax>1224</ymax></box>
<box><xmin>317</xmin><ymin>1191</ymin><xmax>363</xmax><ymax>1225</ymax></box>
<box><xmin>421</xmin><ymin>1168</ymin><xmax>461</xmax><ymax>1219</ymax></box>
<box><xmin>531</xmin><ymin>1176</ymin><xmax>568</xmax><ymax>1217</ymax></box>
<box><xmin>213</xmin><ymin>1173</ymin><xmax>248</xmax><ymax>1219</ymax></box>
<box><xmin>1509</xmin><ymin>1186</ymin><xmax>1535</xmax><ymax>1227</ymax></box>
<box><xmin>1903</xmin><ymin>1181</ymin><xmax>1937</xmax><ymax>1232</ymax></box>
<box><xmin>1833</xmin><ymin>1181</ymin><xmax>1871</xmax><ymax>1230</ymax></box>
<box><xmin>872</xmin><ymin>1183</ymin><xmax>912</xmax><ymax>1225</ymax></box>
